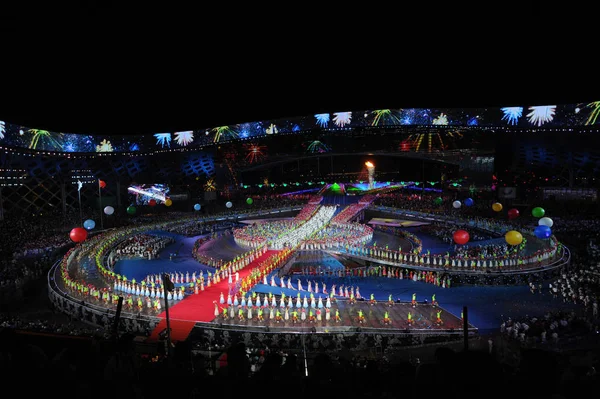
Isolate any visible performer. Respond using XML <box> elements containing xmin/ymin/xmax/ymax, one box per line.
<box><xmin>369</xmin><ymin>293</ymin><xmax>376</xmax><ymax>306</ymax></box>
<box><xmin>411</xmin><ymin>293</ymin><xmax>417</xmax><ymax>308</ymax></box>
<box><xmin>388</xmin><ymin>294</ymin><xmax>394</xmax><ymax>307</ymax></box>
<box><xmin>291</xmin><ymin>310</ymin><xmax>299</xmax><ymax>323</ymax></box>
<box><xmin>383</xmin><ymin>311</ymin><xmax>391</xmax><ymax>325</ymax></box>
<box><xmin>357</xmin><ymin>309</ymin><xmax>365</xmax><ymax>323</ymax></box>
<box><xmin>436</xmin><ymin>310</ymin><xmax>443</xmax><ymax>325</ymax></box>
<box><xmin>257</xmin><ymin>308</ymin><xmax>264</xmax><ymax>321</ymax></box>
<box><xmin>238</xmin><ymin>307</ymin><xmax>245</xmax><ymax>321</ymax></box>
<box><xmin>308</xmin><ymin>309</ymin><xmax>316</xmax><ymax>323</ymax></box>
<box><xmin>431</xmin><ymin>293</ymin><xmax>437</xmax><ymax>307</ymax></box>
<box><xmin>349</xmin><ymin>292</ymin><xmax>356</xmax><ymax>304</ymax></box>
<box><xmin>276</xmin><ymin>309</ymin><xmax>283</xmax><ymax>323</ymax></box>
<box><xmin>407</xmin><ymin>311</ymin><xmax>413</xmax><ymax>325</ymax></box>
<box><xmin>335</xmin><ymin>309</ymin><xmax>341</xmax><ymax>323</ymax></box>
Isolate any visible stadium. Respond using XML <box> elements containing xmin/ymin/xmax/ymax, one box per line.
<box><xmin>2</xmin><ymin>98</ymin><xmax>600</xmax><ymax>393</ymax></box>
<box><xmin>1</xmin><ymin>11</ymin><xmax>599</xmax><ymax>394</ymax></box>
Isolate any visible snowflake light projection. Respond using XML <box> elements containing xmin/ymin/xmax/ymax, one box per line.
<box><xmin>332</xmin><ymin>112</ymin><xmax>352</xmax><ymax>127</ymax></box>
<box><xmin>0</xmin><ymin>121</ymin><xmax>5</xmax><ymax>139</ymax></box>
<box><xmin>432</xmin><ymin>113</ymin><xmax>449</xmax><ymax>125</ymax></box>
<box><xmin>244</xmin><ymin>143</ymin><xmax>267</xmax><ymax>163</ymax></box>
<box><xmin>585</xmin><ymin>101</ymin><xmax>600</xmax><ymax>125</ymax></box>
<box><xmin>306</xmin><ymin>140</ymin><xmax>330</xmax><ymax>153</ymax></box>
<box><xmin>266</xmin><ymin>124</ymin><xmax>278</xmax><ymax>134</ymax></box>
<box><xmin>129</xmin><ymin>143</ymin><xmax>140</xmax><ymax>151</ymax></box>
<box><xmin>314</xmin><ymin>113</ymin><xmax>330</xmax><ymax>127</ymax></box>
<box><xmin>501</xmin><ymin>107</ymin><xmax>523</xmax><ymax>125</ymax></box>
<box><xmin>212</xmin><ymin>126</ymin><xmax>238</xmax><ymax>143</ymax></box>
<box><xmin>204</xmin><ymin>179</ymin><xmax>216</xmax><ymax>191</ymax></box>
<box><xmin>526</xmin><ymin>105</ymin><xmax>556</xmax><ymax>126</ymax></box>
<box><xmin>371</xmin><ymin>109</ymin><xmax>401</xmax><ymax>126</ymax></box>
<box><xmin>405</xmin><ymin>129</ymin><xmax>463</xmax><ymax>152</ymax></box>
<box><xmin>174</xmin><ymin>131</ymin><xmax>194</xmax><ymax>146</ymax></box>
<box><xmin>64</xmin><ymin>143</ymin><xmax>75</xmax><ymax>152</ymax></box>
<box><xmin>96</xmin><ymin>139</ymin><xmax>113</xmax><ymax>152</ymax></box>
<box><xmin>154</xmin><ymin>133</ymin><xmax>172</xmax><ymax>148</ymax></box>
<box><xmin>28</xmin><ymin>129</ymin><xmax>63</xmax><ymax>150</ymax></box>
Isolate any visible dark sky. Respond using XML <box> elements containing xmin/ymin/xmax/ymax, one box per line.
<box><xmin>0</xmin><ymin>2</ymin><xmax>596</xmax><ymax>135</ymax></box>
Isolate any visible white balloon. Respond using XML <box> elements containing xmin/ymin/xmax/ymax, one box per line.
<box><xmin>104</xmin><ymin>206</ymin><xmax>114</xmax><ymax>215</ymax></box>
<box><xmin>538</xmin><ymin>217</ymin><xmax>553</xmax><ymax>227</ymax></box>
<box><xmin>226</xmin><ymin>201</ymin><xmax>233</xmax><ymax>208</ymax></box>
<box><xmin>452</xmin><ymin>200</ymin><xmax>462</xmax><ymax>209</ymax></box>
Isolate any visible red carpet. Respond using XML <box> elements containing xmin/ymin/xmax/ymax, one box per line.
<box><xmin>147</xmin><ymin>319</ymin><xmax>196</xmax><ymax>342</ymax></box>
<box><xmin>147</xmin><ymin>249</ymin><xmax>278</xmax><ymax>342</ymax></box>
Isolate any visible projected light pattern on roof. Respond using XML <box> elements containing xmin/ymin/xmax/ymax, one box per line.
<box><xmin>0</xmin><ymin>102</ymin><xmax>598</xmax><ymax>153</ymax></box>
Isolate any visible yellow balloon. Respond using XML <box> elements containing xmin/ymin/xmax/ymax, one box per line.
<box><xmin>492</xmin><ymin>202</ymin><xmax>503</xmax><ymax>212</ymax></box>
<box><xmin>165</xmin><ymin>198</ymin><xmax>173</xmax><ymax>207</ymax></box>
<box><xmin>505</xmin><ymin>230</ymin><xmax>523</xmax><ymax>246</ymax></box>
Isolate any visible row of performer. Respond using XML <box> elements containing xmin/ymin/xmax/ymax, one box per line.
<box><xmin>343</xmin><ymin>245</ymin><xmax>558</xmax><ymax>268</ymax></box>
<box><xmin>215</xmin><ymin>304</ymin><xmax>444</xmax><ymax>326</ymax></box>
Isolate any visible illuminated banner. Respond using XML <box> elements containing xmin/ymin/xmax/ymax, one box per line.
<box><xmin>0</xmin><ymin>102</ymin><xmax>598</xmax><ymax>153</ymax></box>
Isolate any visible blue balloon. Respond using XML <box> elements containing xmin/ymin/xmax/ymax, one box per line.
<box><xmin>194</xmin><ymin>203</ymin><xmax>201</xmax><ymax>211</ymax></box>
<box><xmin>534</xmin><ymin>225</ymin><xmax>552</xmax><ymax>239</ymax></box>
<box><xmin>464</xmin><ymin>198</ymin><xmax>474</xmax><ymax>207</ymax></box>
<box><xmin>83</xmin><ymin>219</ymin><xmax>96</xmax><ymax>230</ymax></box>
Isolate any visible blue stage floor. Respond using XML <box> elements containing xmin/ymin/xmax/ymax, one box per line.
<box><xmin>114</xmin><ymin>233</ymin><xmax>216</xmax><ymax>283</ymax></box>
<box><xmin>111</xmin><ymin>229</ymin><xmax>578</xmax><ymax>333</ymax></box>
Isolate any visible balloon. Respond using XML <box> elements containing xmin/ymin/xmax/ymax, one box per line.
<box><xmin>226</xmin><ymin>201</ymin><xmax>233</xmax><ymax>208</ymax></box>
<box><xmin>127</xmin><ymin>206</ymin><xmax>136</xmax><ymax>215</ymax></box>
<box><xmin>464</xmin><ymin>198</ymin><xmax>474</xmax><ymax>207</ymax></box>
<box><xmin>83</xmin><ymin>219</ymin><xmax>95</xmax><ymax>230</ymax></box>
<box><xmin>532</xmin><ymin>207</ymin><xmax>545</xmax><ymax>218</ymax></box>
<box><xmin>165</xmin><ymin>198</ymin><xmax>173</xmax><ymax>207</ymax></box>
<box><xmin>452</xmin><ymin>200</ymin><xmax>461</xmax><ymax>209</ymax></box>
<box><xmin>69</xmin><ymin>227</ymin><xmax>88</xmax><ymax>243</ymax></box>
<box><xmin>492</xmin><ymin>202</ymin><xmax>503</xmax><ymax>212</ymax></box>
<box><xmin>99</xmin><ymin>180</ymin><xmax>106</xmax><ymax>189</ymax></box>
<box><xmin>453</xmin><ymin>230</ymin><xmax>470</xmax><ymax>245</ymax></box>
<box><xmin>194</xmin><ymin>203</ymin><xmax>201</xmax><ymax>211</ymax></box>
<box><xmin>104</xmin><ymin>206</ymin><xmax>114</xmax><ymax>215</ymax></box>
<box><xmin>434</xmin><ymin>197</ymin><xmax>443</xmax><ymax>205</ymax></box>
<box><xmin>534</xmin><ymin>225</ymin><xmax>552</xmax><ymax>239</ymax></box>
<box><xmin>507</xmin><ymin>208</ymin><xmax>519</xmax><ymax>220</ymax></box>
<box><xmin>538</xmin><ymin>217</ymin><xmax>553</xmax><ymax>227</ymax></box>
<box><xmin>246</xmin><ymin>198</ymin><xmax>253</xmax><ymax>205</ymax></box>
<box><xmin>148</xmin><ymin>199</ymin><xmax>157</xmax><ymax>207</ymax></box>
<box><xmin>505</xmin><ymin>230</ymin><xmax>523</xmax><ymax>246</ymax></box>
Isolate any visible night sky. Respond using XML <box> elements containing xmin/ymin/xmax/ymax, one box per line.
<box><xmin>0</xmin><ymin>2</ymin><xmax>594</xmax><ymax>135</ymax></box>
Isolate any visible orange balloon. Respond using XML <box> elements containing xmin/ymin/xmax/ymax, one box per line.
<box><xmin>492</xmin><ymin>202</ymin><xmax>503</xmax><ymax>212</ymax></box>
<box><xmin>165</xmin><ymin>198</ymin><xmax>173</xmax><ymax>207</ymax></box>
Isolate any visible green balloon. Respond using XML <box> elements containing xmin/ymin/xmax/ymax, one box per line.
<box><xmin>127</xmin><ymin>206</ymin><xmax>136</xmax><ymax>215</ymax></box>
<box><xmin>531</xmin><ymin>207</ymin><xmax>545</xmax><ymax>218</ymax></box>
<box><xmin>434</xmin><ymin>197</ymin><xmax>443</xmax><ymax>205</ymax></box>
<box><xmin>246</xmin><ymin>198</ymin><xmax>253</xmax><ymax>205</ymax></box>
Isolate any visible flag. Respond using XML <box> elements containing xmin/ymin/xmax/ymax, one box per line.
<box><xmin>77</xmin><ymin>180</ymin><xmax>83</xmax><ymax>192</ymax></box>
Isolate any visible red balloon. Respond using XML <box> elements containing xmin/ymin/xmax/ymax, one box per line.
<box><xmin>453</xmin><ymin>229</ymin><xmax>470</xmax><ymax>245</ymax></box>
<box><xmin>507</xmin><ymin>208</ymin><xmax>520</xmax><ymax>220</ymax></box>
<box><xmin>148</xmin><ymin>199</ymin><xmax>157</xmax><ymax>207</ymax></box>
<box><xmin>69</xmin><ymin>227</ymin><xmax>88</xmax><ymax>243</ymax></box>
<box><xmin>99</xmin><ymin>180</ymin><xmax>106</xmax><ymax>189</ymax></box>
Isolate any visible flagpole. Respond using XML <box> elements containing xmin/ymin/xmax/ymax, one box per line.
<box><xmin>78</xmin><ymin>186</ymin><xmax>83</xmax><ymax>225</ymax></box>
<box><xmin>99</xmin><ymin>180</ymin><xmax>104</xmax><ymax>230</ymax></box>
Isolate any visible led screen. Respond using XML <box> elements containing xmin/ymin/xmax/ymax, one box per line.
<box><xmin>128</xmin><ymin>184</ymin><xmax>170</xmax><ymax>205</ymax></box>
<box><xmin>0</xmin><ymin>102</ymin><xmax>598</xmax><ymax>153</ymax></box>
